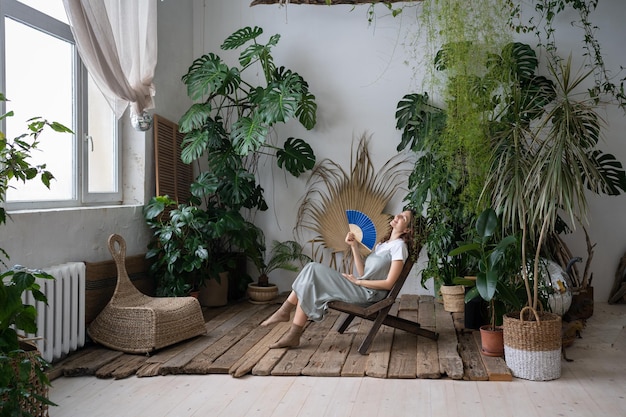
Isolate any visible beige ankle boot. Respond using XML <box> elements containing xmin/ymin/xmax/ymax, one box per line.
<box><xmin>261</xmin><ymin>301</ymin><xmax>295</xmax><ymax>326</ymax></box>
<box><xmin>269</xmin><ymin>324</ymin><xmax>304</xmax><ymax>349</ymax></box>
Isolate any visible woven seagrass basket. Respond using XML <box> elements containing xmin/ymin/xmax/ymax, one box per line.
<box><xmin>503</xmin><ymin>306</ymin><xmax>562</xmax><ymax>381</ymax></box>
<box><xmin>440</xmin><ymin>284</ymin><xmax>465</xmax><ymax>313</ymax></box>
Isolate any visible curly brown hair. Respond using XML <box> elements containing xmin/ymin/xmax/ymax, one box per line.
<box><xmin>379</xmin><ymin>209</ymin><xmax>418</xmax><ymax>259</ymax></box>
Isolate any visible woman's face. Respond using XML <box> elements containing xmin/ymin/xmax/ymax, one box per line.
<box><xmin>391</xmin><ymin>210</ymin><xmax>412</xmax><ymax>232</ymax></box>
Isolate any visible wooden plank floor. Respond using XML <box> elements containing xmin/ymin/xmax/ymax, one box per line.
<box><xmin>48</xmin><ymin>302</ymin><xmax>626</xmax><ymax>417</ymax></box>
<box><xmin>50</xmin><ymin>295</ymin><xmax>511</xmax><ymax>381</ymax></box>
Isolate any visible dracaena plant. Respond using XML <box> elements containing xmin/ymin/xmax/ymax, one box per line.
<box><xmin>481</xmin><ymin>43</ymin><xmax>626</xmax><ymax>312</ymax></box>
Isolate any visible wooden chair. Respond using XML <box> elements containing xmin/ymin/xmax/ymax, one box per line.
<box><xmin>327</xmin><ymin>258</ymin><xmax>439</xmax><ymax>354</ymax></box>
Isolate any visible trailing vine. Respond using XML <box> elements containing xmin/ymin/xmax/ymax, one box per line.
<box><xmin>418</xmin><ymin>0</ymin><xmax>514</xmax><ymax>213</ymax></box>
<box><xmin>510</xmin><ymin>0</ymin><xmax>626</xmax><ymax>109</ymax></box>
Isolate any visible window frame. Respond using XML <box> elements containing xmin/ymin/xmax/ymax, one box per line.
<box><xmin>0</xmin><ymin>0</ymin><xmax>121</xmax><ymax>210</ymax></box>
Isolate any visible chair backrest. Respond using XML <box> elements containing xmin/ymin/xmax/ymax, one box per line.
<box><xmin>107</xmin><ymin>234</ymin><xmax>144</xmax><ymax>302</ymax></box>
<box><xmin>385</xmin><ymin>257</ymin><xmax>415</xmax><ymax>302</ymax></box>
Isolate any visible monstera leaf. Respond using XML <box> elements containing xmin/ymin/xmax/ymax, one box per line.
<box><xmin>276</xmin><ymin>137</ymin><xmax>316</xmax><ymax>177</ymax></box>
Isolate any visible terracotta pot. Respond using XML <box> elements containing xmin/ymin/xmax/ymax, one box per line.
<box><xmin>480</xmin><ymin>325</ymin><xmax>504</xmax><ymax>357</ymax></box>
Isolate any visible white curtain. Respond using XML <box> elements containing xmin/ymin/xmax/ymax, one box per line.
<box><xmin>62</xmin><ymin>0</ymin><xmax>157</xmax><ymax>120</ymax></box>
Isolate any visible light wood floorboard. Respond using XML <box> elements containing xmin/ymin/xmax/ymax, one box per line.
<box><xmin>49</xmin><ymin>302</ymin><xmax>626</xmax><ymax>417</ymax></box>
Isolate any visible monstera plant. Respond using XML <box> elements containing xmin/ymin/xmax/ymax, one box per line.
<box><xmin>147</xmin><ymin>26</ymin><xmax>317</xmax><ymax>297</ymax></box>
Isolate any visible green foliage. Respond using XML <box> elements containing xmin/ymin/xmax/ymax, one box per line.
<box><xmin>156</xmin><ymin>26</ymin><xmax>319</xmax><ymax>291</ymax></box>
<box><xmin>480</xmin><ymin>44</ymin><xmax>626</xmax><ymax>309</ymax></box>
<box><xmin>144</xmin><ymin>195</ymin><xmax>263</xmax><ymax>296</ymax></box>
<box><xmin>0</xmin><ymin>94</ymin><xmax>72</xmax><ymax>251</ymax></box>
<box><xmin>510</xmin><ymin>0</ymin><xmax>626</xmax><ymax>110</ymax></box>
<box><xmin>0</xmin><ymin>267</ymin><xmax>51</xmax><ymax>351</ymax></box>
<box><xmin>449</xmin><ymin>208</ymin><xmax>524</xmax><ymax>326</ymax></box>
<box><xmin>0</xmin><ymin>94</ymin><xmax>70</xmax><ymax>414</ymax></box>
<box><xmin>179</xmin><ymin>26</ymin><xmax>317</xmax><ymax>172</ymax></box>
<box><xmin>0</xmin><ymin>267</ymin><xmax>56</xmax><ymax>416</ymax></box>
<box><xmin>252</xmin><ymin>240</ymin><xmax>312</xmax><ymax>287</ymax></box>
<box><xmin>396</xmin><ymin>92</ymin><xmax>473</xmax><ymax>287</ymax></box>
<box><xmin>395</xmin><ymin>3</ymin><xmax>518</xmax><ymax>291</ymax></box>
<box><xmin>401</xmin><ymin>43</ymin><xmax>626</xmax><ymax>306</ymax></box>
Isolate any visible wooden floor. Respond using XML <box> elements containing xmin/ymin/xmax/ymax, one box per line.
<box><xmin>50</xmin><ymin>295</ymin><xmax>510</xmax><ymax>381</ymax></box>
<box><xmin>48</xmin><ymin>302</ymin><xmax>626</xmax><ymax>417</ymax></box>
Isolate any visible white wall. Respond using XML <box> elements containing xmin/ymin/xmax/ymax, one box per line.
<box><xmin>3</xmin><ymin>0</ymin><xmax>624</xmax><ymax>304</ymax></box>
<box><xmin>193</xmin><ymin>0</ymin><xmax>626</xmax><ymax>301</ymax></box>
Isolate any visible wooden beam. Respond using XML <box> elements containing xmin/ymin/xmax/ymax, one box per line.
<box><xmin>251</xmin><ymin>0</ymin><xmax>415</xmax><ymax>6</ymax></box>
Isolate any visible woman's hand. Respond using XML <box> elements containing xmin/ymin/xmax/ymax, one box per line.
<box><xmin>345</xmin><ymin>232</ymin><xmax>358</xmax><ymax>248</ymax></box>
<box><xmin>342</xmin><ymin>272</ymin><xmax>359</xmax><ymax>285</ymax></box>
<box><xmin>345</xmin><ymin>231</ymin><xmax>365</xmax><ymax>277</ymax></box>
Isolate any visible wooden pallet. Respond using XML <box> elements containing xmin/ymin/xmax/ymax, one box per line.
<box><xmin>50</xmin><ymin>295</ymin><xmax>511</xmax><ymax>381</ymax></box>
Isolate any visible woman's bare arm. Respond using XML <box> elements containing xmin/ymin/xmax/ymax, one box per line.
<box><xmin>342</xmin><ymin>259</ymin><xmax>404</xmax><ymax>291</ymax></box>
<box><xmin>345</xmin><ymin>232</ymin><xmax>365</xmax><ymax>276</ymax></box>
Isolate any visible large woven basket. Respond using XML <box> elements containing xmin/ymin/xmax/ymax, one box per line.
<box><xmin>503</xmin><ymin>306</ymin><xmax>562</xmax><ymax>381</ymax></box>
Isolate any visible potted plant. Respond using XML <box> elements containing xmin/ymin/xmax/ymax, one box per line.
<box><xmin>151</xmin><ymin>26</ymin><xmax>317</xmax><ymax>300</ymax></box>
<box><xmin>481</xmin><ymin>44</ymin><xmax>626</xmax><ymax>379</ymax></box>
<box><xmin>395</xmin><ymin>92</ymin><xmax>474</xmax><ymax>309</ymax></box>
<box><xmin>0</xmin><ymin>266</ymin><xmax>56</xmax><ymax>416</ymax></box>
<box><xmin>247</xmin><ymin>240</ymin><xmax>312</xmax><ymax>303</ymax></box>
<box><xmin>0</xmin><ymin>93</ymin><xmax>71</xmax><ymax>415</ymax></box>
<box><xmin>144</xmin><ymin>195</ymin><xmax>263</xmax><ymax>305</ymax></box>
<box><xmin>143</xmin><ymin>195</ymin><xmax>211</xmax><ymax>297</ymax></box>
<box><xmin>449</xmin><ymin>208</ymin><xmax>524</xmax><ymax>356</ymax></box>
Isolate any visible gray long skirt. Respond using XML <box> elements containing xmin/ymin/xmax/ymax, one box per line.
<box><xmin>292</xmin><ymin>252</ymin><xmax>392</xmax><ymax>321</ymax></box>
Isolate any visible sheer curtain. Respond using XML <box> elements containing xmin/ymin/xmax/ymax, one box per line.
<box><xmin>62</xmin><ymin>0</ymin><xmax>157</xmax><ymax>129</ymax></box>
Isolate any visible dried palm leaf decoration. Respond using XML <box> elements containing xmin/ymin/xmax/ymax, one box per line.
<box><xmin>295</xmin><ymin>133</ymin><xmax>413</xmax><ymax>270</ymax></box>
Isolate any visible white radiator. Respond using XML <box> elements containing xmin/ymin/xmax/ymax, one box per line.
<box><xmin>22</xmin><ymin>262</ymin><xmax>86</xmax><ymax>363</ymax></box>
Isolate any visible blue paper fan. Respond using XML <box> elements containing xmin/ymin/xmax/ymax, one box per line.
<box><xmin>346</xmin><ymin>210</ymin><xmax>377</xmax><ymax>250</ymax></box>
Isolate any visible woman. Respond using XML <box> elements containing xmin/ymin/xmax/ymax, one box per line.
<box><xmin>261</xmin><ymin>209</ymin><xmax>415</xmax><ymax>349</ymax></box>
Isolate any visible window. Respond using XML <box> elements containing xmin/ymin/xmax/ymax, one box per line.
<box><xmin>1</xmin><ymin>0</ymin><xmax>120</xmax><ymax>209</ymax></box>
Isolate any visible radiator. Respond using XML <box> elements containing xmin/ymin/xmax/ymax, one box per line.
<box><xmin>21</xmin><ymin>262</ymin><xmax>86</xmax><ymax>363</ymax></box>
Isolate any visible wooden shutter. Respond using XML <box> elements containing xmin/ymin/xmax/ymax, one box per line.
<box><xmin>153</xmin><ymin>114</ymin><xmax>193</xmax><ymax>204</ymax></box>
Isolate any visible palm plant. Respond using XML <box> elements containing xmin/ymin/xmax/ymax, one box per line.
<box><xmin>252</xmin><ymin>240</ymin><xmax>312</xmax><ymax>287</ymax></box>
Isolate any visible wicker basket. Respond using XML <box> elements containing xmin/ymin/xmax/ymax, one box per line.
<box><xmin>1</xmin><ymin>340</ymin><xmax>50</xmax><ymax>417</ymax></box>
<box><xmin>440</xmin><ymin>284</ymin><xmax>465</xmax><ymax>313</ymax></box>
<box><xmin>503</xmin><ymin>306</ymin><xmax>562</xmax><ymax>381</ymax></box>
<box><xmin>247</xmin><ymin>283</ymin><xmax>279</xmax><ymax>304</ymax></box>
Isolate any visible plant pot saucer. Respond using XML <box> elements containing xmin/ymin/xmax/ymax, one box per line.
<box><xmin>481</xmin><ymin>347</ymin><xmax>504</xmax><ymax>357</ymax></box>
